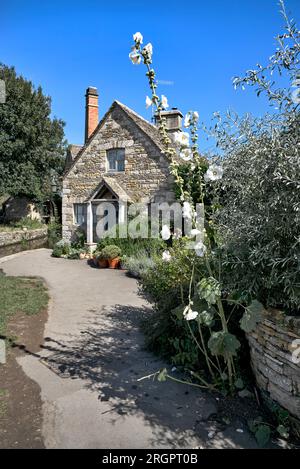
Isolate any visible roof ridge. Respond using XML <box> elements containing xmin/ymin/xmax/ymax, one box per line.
<box><xmin>114</xmin><ymin>100</ymin><xmax>157</xmax><ymax>129</ymax></box>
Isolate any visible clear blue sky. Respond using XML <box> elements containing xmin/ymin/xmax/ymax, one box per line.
<box><xmin>1</xmin><ymin>0</ymin><xmax>299</xmax><ymax>150</ymax></box>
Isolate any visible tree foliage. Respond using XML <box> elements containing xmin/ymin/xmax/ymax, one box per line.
<box><xmin>0</xmin><ymin>64</ymin><xmax>67</xmax><ymax>201</ymax></box>
<box><xmin>208</xmin><ymin>1</ymin><xmax>300</xmax><ymax>314</ymax></box>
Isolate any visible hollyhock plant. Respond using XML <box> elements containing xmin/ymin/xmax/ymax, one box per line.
<box><xmin>133</xmin><ymin>32</ymin><xmax>143</xmax><ymax>44</ymax></box>
<box><xmin>129</xmin><ymin>30</ymin><xmax>262</xmax><ymax>392</ymax></box>
<box><xmin>183</xmin><ymin>306</ymin><xmax>199</xmax><ymax>321</ymax></box>
<box><xmin>129</xmin><ymin>50</ymin><xmax>141</xmax><ymax>65</ymax></box>
<box><xmin>204</xmin><ymin>164</ymin><xmax>223</xmax><ymax>182</ymax></box>
<box><xmin>179</xmin><ymin>148</ymin><xmax>193</xmax><ymax>161</ymax></box>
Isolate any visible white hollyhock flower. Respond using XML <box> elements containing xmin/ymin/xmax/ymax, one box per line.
<box><xmin>184</xmin><ymin>113</ymin><xmax>191</xmax><ymax>128</ymax></box>
<box><xmin>183</xmin><ymin>305</ymin><xmax>199</xmax><ymax>321</ymax></box>
<box><xmin>143</xmin><ymin>43</ymin><xmax>153</xmax><ymax>58</ymax></box>
<box><xmin>161</xmin><ymin>94</ymin><xmax>169</xmax><ymax>109</ymax></box>
<box><xmin>184</xmin><ymin>111</ymin><xmax>199</xmax><ymax>128</ymax></box>
<box><xmin>161</xmin><ymin>224</ymin><xmax>171</xmax><ymax>240</ymax></box>
<box><xmin>180</xmin><ymin>148</ymin><xmax>193</xmax><ymax>161</ymax></box>
<box><xmin>133</xmin><ymin>32</ymin><xmax>143</xmax><ymax>44</ymax></box>
<box><xmin>204</xmin><ymin>164</ymin><xmax>223</xmax><ymax>182</ymax></box>
<box><xmin>146</xmin><ymin>96</ymin><xmax>152</xmax><ymax>108</ymax></box>
<box><xmin>182</xmin><ymin>201</ymin><xmax>193</xmax><ymax>220</ymax></box>
<box><xmin>190</xmin><ymin>228</ymin><xmax>201</xmax><ymax>236</ymax></box>
<box><xmin>129</xmin><ymin>50</ymin><xmax>141</xmax><ymax>65</ymax></box>
<box><xmin>162</xmin><ymin>250</ymin><xmax>171</xmax><ymax>262</ymax></box>
<box><xmin>194</xmin><ymin>240</ymin><xmax>207</xmax><ymax>257</ymax></box>
<box><xmin>173</xmin><ymin>131</ymin><xmax>190</xmax><ymax>148</ymax></box>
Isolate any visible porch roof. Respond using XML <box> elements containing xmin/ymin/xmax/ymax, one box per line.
<box><xmin>88</xmin><ymin>176</ymin><xmax>134</xmax><ymax>203</ymax></box>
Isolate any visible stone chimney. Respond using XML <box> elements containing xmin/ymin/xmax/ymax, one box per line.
<box><xmin>154</xmin><ymin>108</ymin><xmax>183</xmax><ymax>133</ymax></box>
<box><xmin>85</xmin><ymin>87</ymin><xmax>99</xmax><ymax>142</ymax></box>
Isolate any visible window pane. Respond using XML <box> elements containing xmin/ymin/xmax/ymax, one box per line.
<box><xmin>107</xmin><ymin>148</ymin><xmax>125</xmax><ymax>172</ymax></box>
<box><xmin>74</xmin><ymin>204</ymin><xmax>86</xmax><ymax>225</ymax></box>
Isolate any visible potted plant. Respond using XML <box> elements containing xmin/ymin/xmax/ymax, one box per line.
<box><xmin>100</xmin><ymin>245</ymin><xmax>121</xmax><ymax>269</ymax></box>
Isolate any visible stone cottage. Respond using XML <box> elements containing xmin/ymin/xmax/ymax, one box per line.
<box><xmin>62</xmin><ymin>87</ymin><xmax>183</xmax><ymax>249</ymax></box>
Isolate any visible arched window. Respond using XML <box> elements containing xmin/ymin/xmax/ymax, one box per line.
<box><xmin>107</xmin><ymin>148</ymin><xmax>125</xmax><ymax>172</ymax></box>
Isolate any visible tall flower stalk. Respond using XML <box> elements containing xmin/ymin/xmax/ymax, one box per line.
<box><xmin>129</xmin><ymin>32</ymin><xmax>261</xmax><ymax>391</ymax></box>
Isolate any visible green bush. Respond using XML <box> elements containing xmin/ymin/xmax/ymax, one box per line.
<box><xmin>52</xmin><ymin>239</ymin><xmax>70</xmax><ymax>258</ymax></box>
<box><xmin>216</xmin><ymin>108</ymin><xmax>300</xmax><ymax>316</ymax></box>
<box><xmin>96</xmin><ymin>224</ymin><xmax>165</xmax><ymax>258</ymax></box>
<box><xmin>121</xmin><ymin>251</ymin><xmax>156</xmax><ymax>278</ymax></box>
<box><xmin>140</xmin><ymin>240</ymin><xmax>208</xmax><ymax>367</ymax></box>
<box><xmin>100</xmin><ymin>244</ymin><xmax>121</xmax><ymax>260</ymax></box>
<box><xmin>47</xmin><ymin>220</ymin><xmax>62</xmax><ymax>248</ymax></box>
<box><xmin>71</xmin><ymin>228</ymin><xmax>86</xmax><ymax>249</ymax></box>
<box><xmin>14</xmin><ymin>217</ymin><xmax>44</xmax><ymax>230</ymax></box>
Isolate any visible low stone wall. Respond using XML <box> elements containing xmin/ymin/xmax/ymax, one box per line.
<box><xmin>247</xmin><ymin>309</ymin><xmax>300</xmax><ymax>419</ymax></box>
<box><xmin>0</xmin><ymin>227</ymin><xmax>48</xmax><ymax>257</ymax></box>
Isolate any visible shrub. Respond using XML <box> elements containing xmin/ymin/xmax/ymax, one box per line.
<box><xmin>96</xmin><ymin>224</ymin><xmax>165</xmax><ymax>258</ymax></box>
<box><xmin>121</xmin><ymin>252</ymin><xmax>156</xmax><ymax>278</ymax></box>
<box><xmin>140</xmin><ymin>240</ymin><xmax>208</xmax><ymax>366</ymax></box>
<box><xmin>14</xmin><ymin>217</ymin><xmax>44</xmax><ymax>230</ymax></box>
<box><xmin>100</xmin><ymin>244</ymin><xmax>121</xmax><ymax>260</ymax></box>
<box><xmin>217</xmin><ymin>114</ymin><xmax>300</xmax><ymax>315</ymax></box>
<box><xmin>71</xmin><ymin>228</ymin><xmax>86</xmax><ymax>249</ymax></box>
<box><xmin>52</xmin><ymin>239</ymin><xmax>70</xmax><ymax>258</ymax></box>
<box><xmin>47</xmin><ymin>220</ymin><xmax>62</xmax><ymax>248</ymax></box>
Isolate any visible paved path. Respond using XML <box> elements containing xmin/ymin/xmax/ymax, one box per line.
<box><xmin>0</xmin><ymin>249</ymin><xmax>259</xmax><ymax>449</ymax></box>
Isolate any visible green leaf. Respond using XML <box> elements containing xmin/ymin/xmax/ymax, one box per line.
<box><xmin>240</xmin><ymin>300</ymin><xmax>264</xmax><ymax>333</ymax></box>
<box><xmin>197</xmin><ymin>277</ymin><xmax>221</xmax><ymax>305</ymax></box>
<box><xmin>255</xmin><ymin>425</ymin><xmax>271</xmax><ymax>447</ymax></box>
<box><xmin>208</xmin><ymin>331</ymin><xmax>241</xmax><ymax>360</ymax></box>
<box><xmin>157</xmin><ymin>368</ymin><xmax>168</xmax><ymax>382</ymax></box>
<box><xmin>198</xmin><ymin>310</ymin><xmax>215</xmax><ymax>327</ymax></box>
<box><xmin>277</xmin><ymin>424</ymin><xmax>289</xmax><ymax>439</ymax></box>
<box><xmin>171</xmin><ymin>305</ymin><xmax>185</xmax><ymax>320</ymax></box>
<box><xmin>234</xmin><ymin>377</ymin><xmax>244</xmax><ymax>389</ymax></box>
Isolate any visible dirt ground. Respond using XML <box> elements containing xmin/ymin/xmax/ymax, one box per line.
<box><xmin>0</xmin><ymin>307</ymin><xmax>47</xmax><ymax>448</ymax></box>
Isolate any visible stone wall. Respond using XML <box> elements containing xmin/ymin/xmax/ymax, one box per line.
<box><xmin>0</xmin><ymin>227</ymin><xmax>47</xmax><ymax>248</ymax></box>
<box><xmin>247</xmin><ymin>309</ymin><xmax>300</xmax><ymax>419</ymax></box>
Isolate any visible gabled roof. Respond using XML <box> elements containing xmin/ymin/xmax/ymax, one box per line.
<box><xmin>89</xmin><ymin>176</ymin><xmax>134</xmax><ymax>203</ymax></box>
<box><xmin>64</xmin><ymin>100</ymin><xmax>168</xmax><ymax>178</ymax></box>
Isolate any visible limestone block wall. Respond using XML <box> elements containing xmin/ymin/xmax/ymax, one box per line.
<box><xmin>0</xmin><ymin>228</ymin><xmax>48</xmax><ymax>248</ymax></box>
<box><xmin>247</xmin><ymin>309</ymin><xmax>300</xmax><ymax>419</ymax></box>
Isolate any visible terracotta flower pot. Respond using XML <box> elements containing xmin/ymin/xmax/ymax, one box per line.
<box><xmin>108</xmin><ymin>257</ymin><xmax>120</xmax><ymax>269</ymax></box>
<box><xmin>98</xmin><ymin>258</ymin><xmax>108</xmax><ymax>268</ymax></box>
